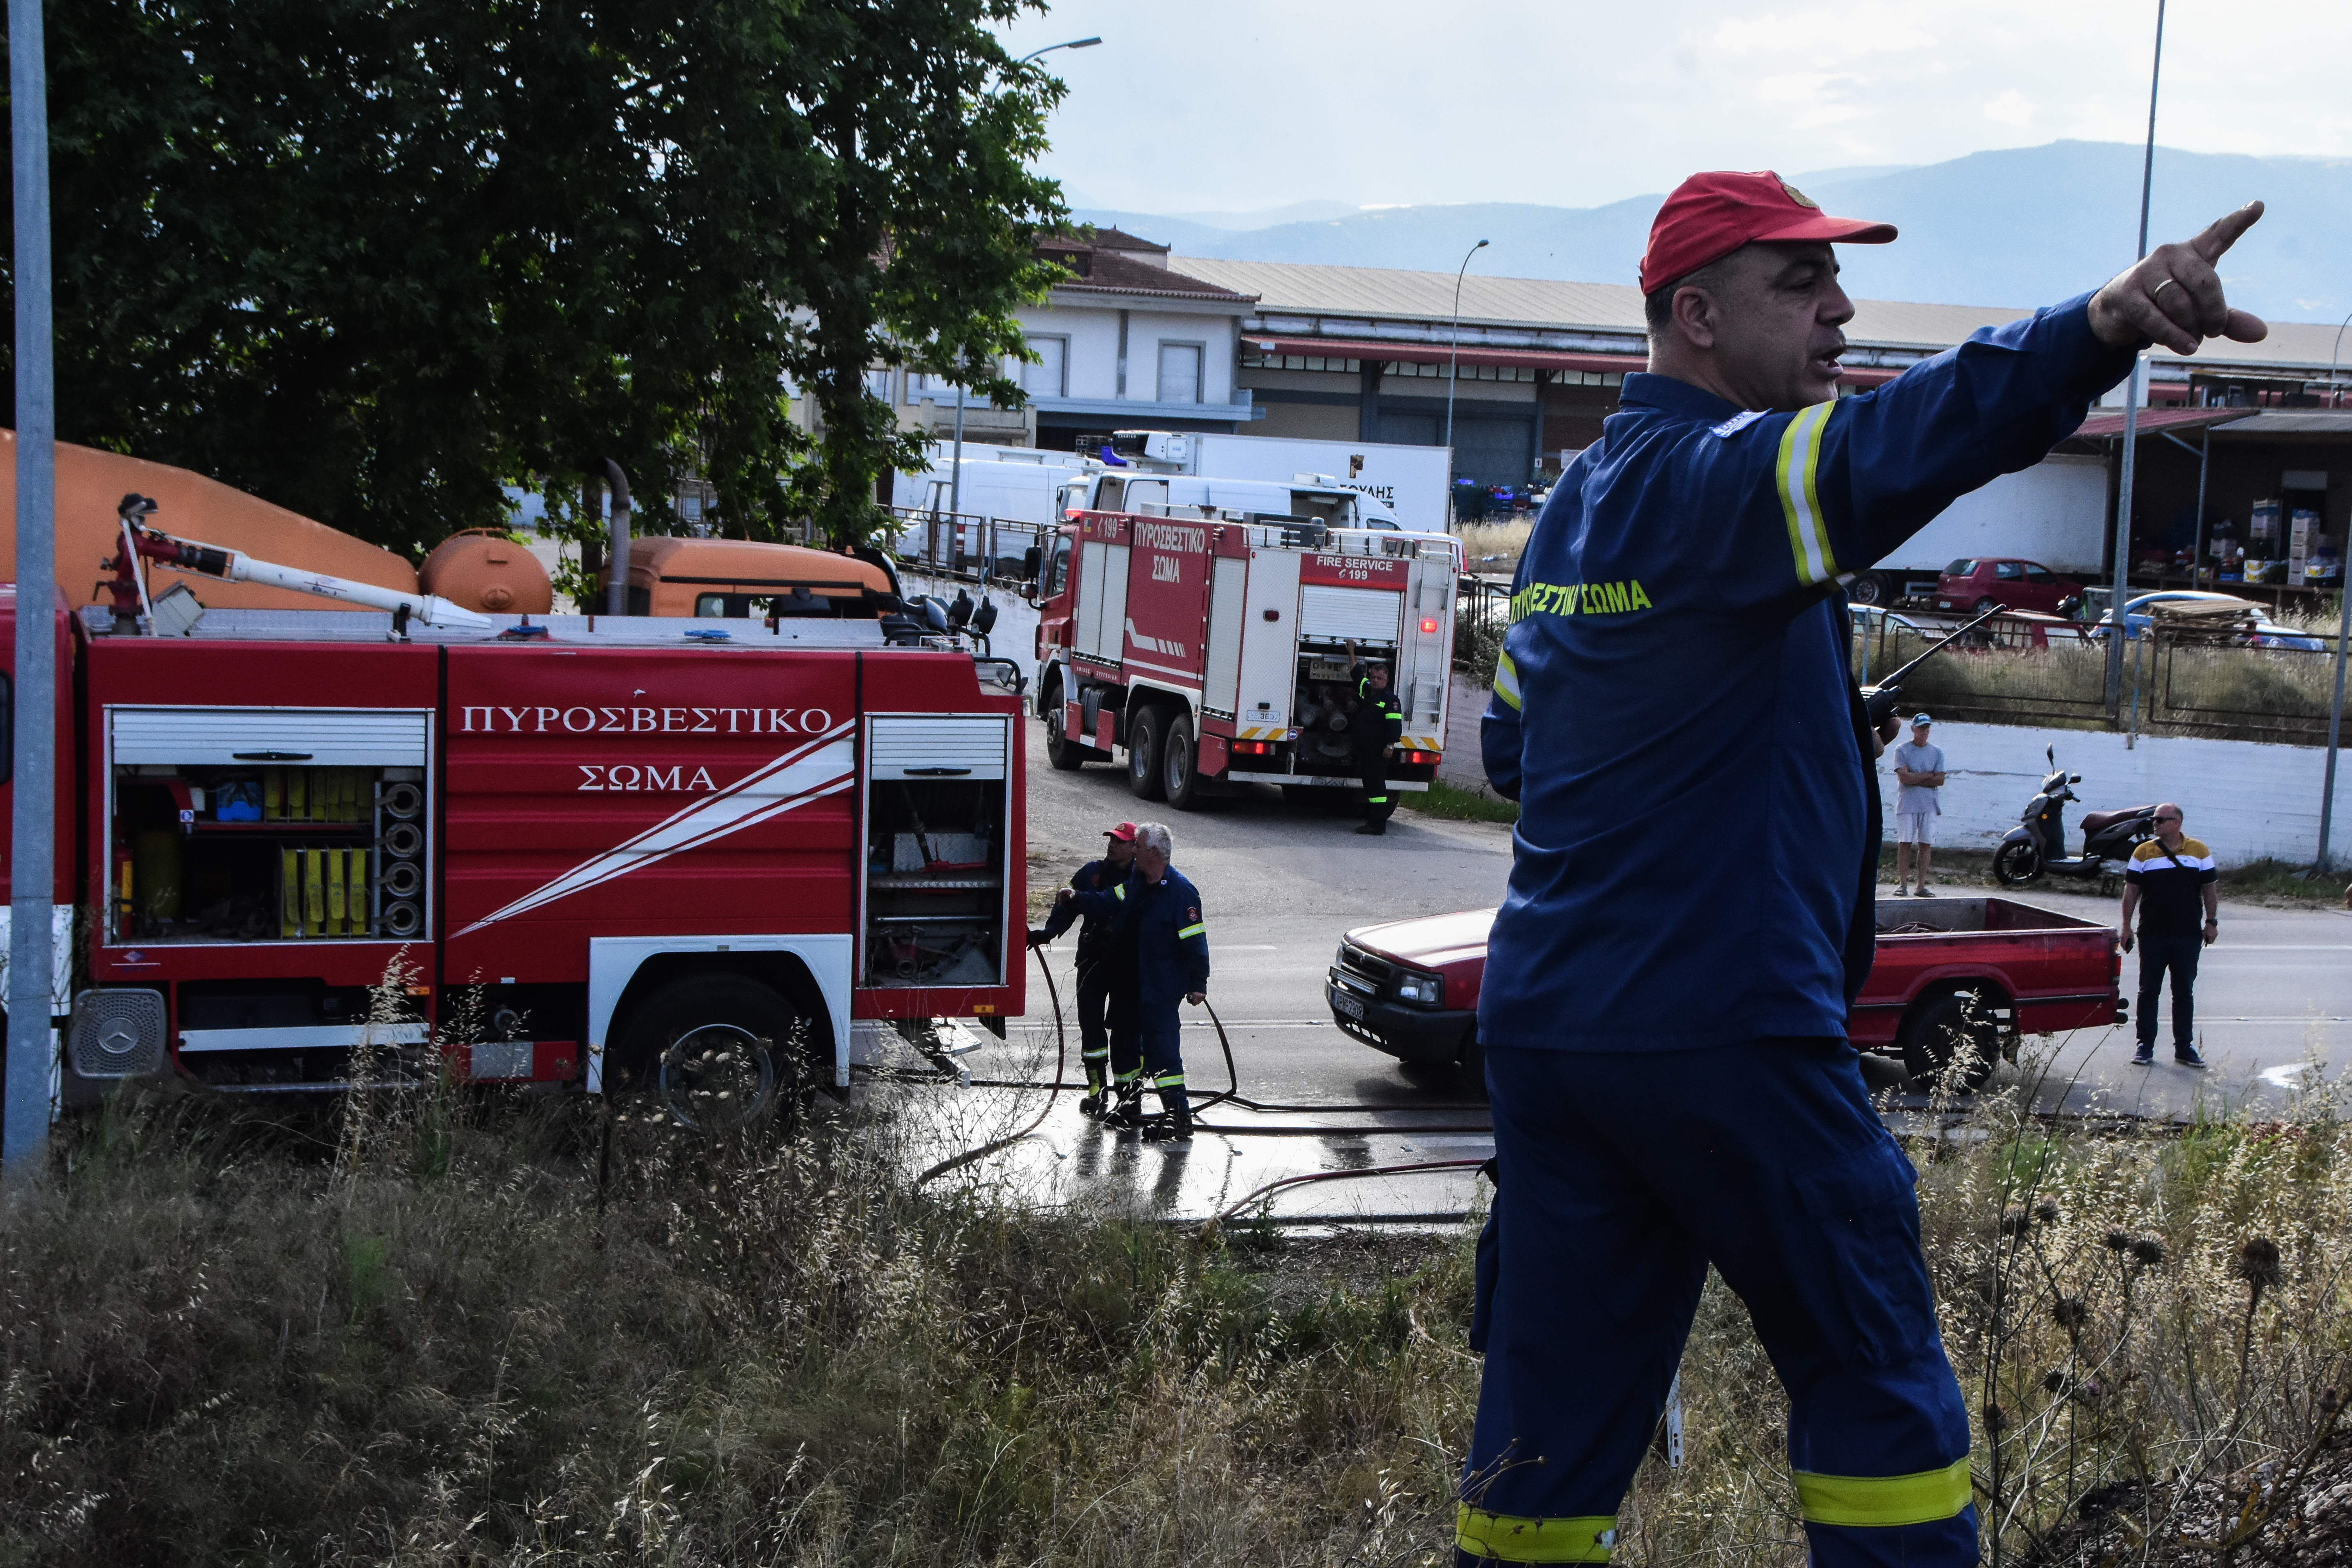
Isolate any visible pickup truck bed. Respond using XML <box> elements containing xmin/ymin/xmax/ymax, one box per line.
<box><xmin>1327</xmin><ymin>896</ymin><xmax>2124</xmax><ymax>1087</ymax></box>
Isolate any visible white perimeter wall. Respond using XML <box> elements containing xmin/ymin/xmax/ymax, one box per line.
<box><xmin>1442</xmin><ymin>675</ymin><xmax>2344</xmax><ymax>867</ymax></box>
<box><xmin>1887</xmin><ymin>721</ymin><xmax>2350</xmax><ymax>867</ymax></box>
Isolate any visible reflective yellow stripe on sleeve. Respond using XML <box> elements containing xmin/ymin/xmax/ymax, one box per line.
<box><xmin>1456</xmin><ymin>1506</ymin><xmax>1615</xmax><ymax>1562</ymax></box>
<box><xmin>1775</xmin><ymin>401</ymin><xmax>1839</xmax><ymax>587</ymax></box>
<box><xmin>1792</xmin><ymin>1459</ymin><xmax>1973</xmax><ymax>1528</ymax></box>
<box><xmin>1177</xmin><ymin>922</ymin><xmax>1205</xmax><ymax>939</ymax></box>
<box><xmin>1493</xmin><ymin>648</ymin><xmax>1522</xmax><ymax>711</ymax></box>
<box><xmin>1113</xmin><ymin>884</ymin><xmax>1125</xmax><ymax>901</ymax></box>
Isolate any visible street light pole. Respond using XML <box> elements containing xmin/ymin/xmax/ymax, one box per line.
<box><xmin>2330</xmin><ymin>309</ymin><xmax>2352</xmax><ymax>408</ymax></box>
<box><xmin>2105</xmin><ymin>0</ymin><xmax>2165</xmax><ymax>716</ymax></box>
<box><xmin>1016</xmin><ymin>36</ymin><xmax>1101</xmax><ymax>65</ymax></box>
<box><xmin>6</xmin><ymin>0</ymin><xmax>55</xmax><ymax>1171</ymax></box>
<box><xmin>1444</xmin><ymin>238</ymin><xmax>1488</xmax><ymax>527</ymax></box>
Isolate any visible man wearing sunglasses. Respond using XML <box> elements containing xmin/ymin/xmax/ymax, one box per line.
<box><xmin>2118</xmin><ymin>802</ymin><xmax>2217</xmax><ymax>1069</ymax></box>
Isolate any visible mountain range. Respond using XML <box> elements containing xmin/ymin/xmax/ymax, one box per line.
<box><xmin>1073</xmin><ymin>143</ymin><xmax>2352</xmax><ymax>324</ymax></box>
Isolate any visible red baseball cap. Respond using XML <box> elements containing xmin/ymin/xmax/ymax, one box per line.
<box><xmin>1104</xmin><ymin>822</ymin><xmax>1138</xmax><ymax>842</ymax></box>
<box><xmin>1639</xmin><ymin>170</ymin><xmax>1896</xmax><ymax>296</ymax></box>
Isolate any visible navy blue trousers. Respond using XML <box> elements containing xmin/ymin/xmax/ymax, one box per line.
<box><xmin>1459</xmin><ymin>1040</ymin><xmax>1977</xmax><ymax>1566</ymax></box>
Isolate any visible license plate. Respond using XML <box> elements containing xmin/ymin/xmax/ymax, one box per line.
<box><xmin>1329</xmin><ymin>986</ymin><xmax>1365</xmax><ymax>1020</ymax></box>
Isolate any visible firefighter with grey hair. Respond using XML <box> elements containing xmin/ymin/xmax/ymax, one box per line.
<box><xmin>1057</xmin><ymin>820</ymin><xmax>1210</xmax><ymax>1141</ymax></box>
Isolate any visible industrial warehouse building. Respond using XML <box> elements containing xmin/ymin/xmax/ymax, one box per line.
<box><xmin>878</xmin><ymin>229</ymin><xmax>2352</xmax><ymax>598</ymax></box>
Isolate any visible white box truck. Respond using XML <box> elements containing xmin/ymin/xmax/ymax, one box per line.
<box><xmin>1101</xmin><ymin>431</ymin><xmax>1454</xmax><ymax>535</ymax></box>
<box><xmin>1845</xmin><ymin>453</ymin><xmax>2109</xmax><ymax>606</ymax></box>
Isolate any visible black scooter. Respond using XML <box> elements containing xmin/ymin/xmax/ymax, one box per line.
<box><xmin>1992</xmin><ymin>746</ymin><xmax>2157</xmax><ymax>885</ymax></box>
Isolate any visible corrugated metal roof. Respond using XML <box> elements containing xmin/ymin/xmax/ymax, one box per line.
<box><xmin>2199</xmin><ymin>409</ymin><xmax>2352</xmax><ymax>434</ymax></box>
<box><xmin>2072</xmin><ymin>408</ymin><xmax>2251</xmax><ymax>439</ymax></box>
<box><xmin>1176</xmin><ymin>255</ymin><xmax>2352</xmax><ymax>374</ymax></box>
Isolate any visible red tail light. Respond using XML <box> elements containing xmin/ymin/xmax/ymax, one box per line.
<box><xmin>1420</xmin><ymin>617</ymin><xmax>1439</xmax><ymax>634</ymax></box>
<box><xmin>1403</xmin><ymin>749</ymin><xmax>1440</xmax><ymax>764</ymax></box>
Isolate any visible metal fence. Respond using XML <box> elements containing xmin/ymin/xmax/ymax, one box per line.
<box><xmin>1852</xmin><ymin>618</ymin><xmax>2345</xmax><ymax>744</ymax></box>
<box><xmin>887</xmin><ymin>506</ymin><xmax>1049</xmax><ymax>588</ymax></box>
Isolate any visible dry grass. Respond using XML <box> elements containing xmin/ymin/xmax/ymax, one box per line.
<box><xmin>16</xmin><ymin>1019</ymin><xmax>2352</xmax><ymax>1565</ymax></box>
<box><xmin>1455</xmin><ymin>521</ymin><xmax>1531</xmax><ymax>571</ymax></box>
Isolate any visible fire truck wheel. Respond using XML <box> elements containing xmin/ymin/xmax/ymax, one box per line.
<box><xmin>1126</xmin><ymin>704</ymin><xmax>1167</xmax><ymax>802</ymax></box>
<box><xmin>1161</xmin><ymin>712</ymin><xmax>1200</xmax><ymax>810</ymax></box>
<box><xmin>1043</xmin><ymin>682</ymin><xmax>1090</xmax><ymax>772</ymax></box>
<box><xmin>625</xmin><ymin>974</ymin><xmax>805</xmax><ymax>1132</ymax></box>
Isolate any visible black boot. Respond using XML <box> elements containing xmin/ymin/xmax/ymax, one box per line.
<box><xmin>1142</xmin><ymin>1102</ymin><xmax>1193</xmax><ymax>1142</ymax></box>
<box><xmin>1105</xmin><ymin>1083</ymin><xmax>1145</xmax><ymax>1129</ymax></box>
<box><xmin>1078</xmin><ymin>1067</ymin><xmax>1108</xmax><ymax>1119</ymax></box>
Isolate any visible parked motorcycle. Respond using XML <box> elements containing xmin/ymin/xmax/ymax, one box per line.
<box><xmin>1991</xmin><ymin>746</ymin><xmax>2157</xmax><ymax>885</ymax></box>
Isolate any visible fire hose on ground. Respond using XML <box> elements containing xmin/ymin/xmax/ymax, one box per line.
<box><xmin>913</xmin><ymin>947</ymin><xmax>1499</xmax><ymax>1225</ymax></box>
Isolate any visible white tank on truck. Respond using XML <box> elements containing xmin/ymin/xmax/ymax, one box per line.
<box><xmin>1845</xmin><ymin>453</ymin><xmax>2108</xmax><ymax>606</ymax></box>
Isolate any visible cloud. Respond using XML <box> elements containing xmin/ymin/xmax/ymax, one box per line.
<box><xmin>1984</xmin><ymin>90</ymin><xmax>2035</xmax><ymax>128</ymax></box>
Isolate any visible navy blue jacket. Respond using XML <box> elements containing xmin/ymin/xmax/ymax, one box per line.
<box><xmin>1070</xmin><ymin>863</ymin><xmax>1212</xmax><ymax>1024</ymax></box>
<box><xmin>1039</xmin><ymin>857</ymin><xmax>1126</xmax><ymax>962</ymax></box>
<box><xmin>1481</xmin><ymin>295</ymin><xmax>2133</xmax><ymax>1051</ymax></box>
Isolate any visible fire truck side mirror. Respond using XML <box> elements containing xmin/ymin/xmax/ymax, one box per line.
<box><xmin>1021</xmin><ymin>546</ymin><xmax>1042</xmax><ymax>583</ymax></box>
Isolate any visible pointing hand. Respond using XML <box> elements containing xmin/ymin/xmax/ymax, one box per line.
<box><xmin>2090</xmin><ymin>202</ymin><xmax>2269</xmax><ymax>355</ymax></box>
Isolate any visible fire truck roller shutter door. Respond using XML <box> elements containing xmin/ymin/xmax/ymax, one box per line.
<box><xmin>1300</xmin><ymin>585</ymin><xmax>1404</xmax><ymax>645</ymax></box>
<box><xmin>109</xmin><ymin>707</ymin><xmax>432</xmax><ymax>767</ymax></box>
<box><xmin>867</xmin><ymin>716</ymin><xmax>1010</xmax><ymax>779</ymax></box>
<box><xmin>1203</xmin><ymin>556</ymin><xmax>1248</xmax><ymax>718</ymax></box>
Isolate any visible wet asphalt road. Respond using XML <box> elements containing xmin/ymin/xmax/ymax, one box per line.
<box><xmin>934</xmin><ymin>714</ymin><xmax>2352</xmax><ymax>1222</ymax></box>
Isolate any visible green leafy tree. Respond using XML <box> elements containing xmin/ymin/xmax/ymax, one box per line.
<box><xmin>6</xmin><ymin>0</ymin><xmax>1064</xmax><ymax>566</ymax></box>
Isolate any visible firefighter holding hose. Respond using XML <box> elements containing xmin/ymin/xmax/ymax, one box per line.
<box><xmin>1030</xmin><ymin>820</ymin><xmax>1140</xmax><ymax>1118</ymax></box>
<box><xmin>1462</xmin><ymin>171</ymin><xmax>2268</xmax><ymax>1566</ymax></box>
<box><xmin>1057</xmin><ymin>820</ymin><xmax>1209</xmax><ymax>1142</ymax></box>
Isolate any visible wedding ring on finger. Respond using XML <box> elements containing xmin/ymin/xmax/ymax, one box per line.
<box><xmin>2151</xmin><ymin>277</ymin><xmax>2179</xmax><ymax>299</ymax></box>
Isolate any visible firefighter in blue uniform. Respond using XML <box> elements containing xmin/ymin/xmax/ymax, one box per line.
<box><xmin>1030</xmin><ymin>821</ymin><xmax>1140</xmax><ymax>1118</ymax></box>
<box><xmin>1345</xmin><ymin>638</ymin><xmax>1406</xmax><ymax>836</ymax></box>
<box><xmin>1461</xmin><ymin>170</ymin><xmax>2268</xmax><ymax>1567</ymax></box>
<box><xmin>1058</xmin><ymin>820</ymin><xmax>1210</xmax><ymax>1142</ymax></box>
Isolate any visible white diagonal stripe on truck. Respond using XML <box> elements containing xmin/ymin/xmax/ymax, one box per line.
<box><xmin>452</xmin><ymin>725</ymin><xmax>855</xmax><ymax>936</ymax></box>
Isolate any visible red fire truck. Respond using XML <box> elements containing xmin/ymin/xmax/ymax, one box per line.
<box><xmin>1030</xmin><ymin>512</ymin><xmax>1461</xmax><ymax>807</ymax></box>
<box><xmin>2</xmin><ymin>514</ymin><xmax>1026</xmax><ymax>1128</ymax></box>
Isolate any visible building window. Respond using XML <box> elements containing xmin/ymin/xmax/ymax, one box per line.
<box><xmin>1156</xmin><ymin>343</ymin><xmax>1203</xmax><ymax>404</ymax></box>
<box><xmin>1239</xmin><ymin>352</ymin><xmax>1364</xmax><ymax>373</ymax></box>
<box><xmin>906</xmin><ymin>371</ymin><xmax>946</xmax><ymax>405</ymax></box>
<box><xmin>865</xmin><ymin>366</ymin><xmax>895</xmax><ymax>402</ymax></box>
<box><xmin>1024</xmin><ymin>336</ymin><xmax>1068</xmax><ymax>397</ymax></box>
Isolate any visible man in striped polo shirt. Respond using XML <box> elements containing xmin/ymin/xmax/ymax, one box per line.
<box><xmin>2119</xmin><ymin>802</ymin><xmax>2218</xmax><ymax>1068</ymax></box>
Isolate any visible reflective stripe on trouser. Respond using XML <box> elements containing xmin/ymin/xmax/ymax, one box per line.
<box><xmin>1463</xmin><ymin>1040</ymin><xmax>1977</xmax><ymax>1568</ymax></box>
<box><xmin>1359</xmin><ymin>760</ymin><xmax>1394</xmax><ymax>825</ymax></box>
<box><xmin>1139</xmin><ymin>1024</ymin><xmax>1189</xmax><ymax>1114</ymax></box>
<box><xmin>1793</xmin><ymin>1460</ymin><xmax>1973</xmax><ymax>1528</ymax></box>
<box><xmin>1456</xmin><ymin>1506</ymin><xmax>1614</xmax><ymax>1562</ymax></box>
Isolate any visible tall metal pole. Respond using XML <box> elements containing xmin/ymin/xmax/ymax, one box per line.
<box><xmin>2189</xmin><ymin>425</ymin><xmax>2211</xmax><ymax>587</ymax></box>
<box><xmin>2317</xmin><ymin>581</ymin><xmax>2352</xmax><ymax>872</ymax></box>
<box><xmin>2330</xmin><ymin>310</ymin><xmax>2352</xmax><ymax>408</ymax></box>
<box><xmin>2105</xmin><ymin>0</ymin><xmax>2165</xmax><ymax>714</ymax></box>
<box><xmin>1444</xmin><ymin>238</ymin><xmax>1488</xmax><ymax>527</ymax></box>
<box><xmin>6</xmin><ymin>0</ymin><xmax>56</xmax><ymax>1170</ymax></box>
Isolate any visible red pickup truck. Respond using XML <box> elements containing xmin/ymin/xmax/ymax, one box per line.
<box><xmin>1326</xmin><ymin>896</ymin><xmax>2124</xmax><ymax>1087</ymax></box>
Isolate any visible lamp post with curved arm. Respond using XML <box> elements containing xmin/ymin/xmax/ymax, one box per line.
<box><xmin>1444</xmin><ymin>238</ymin><xmax>1489</xmax><ymax>525</ymax></box>
<box><xmin>1017</xmin><ymin>36</ymin><xmax>1101</xmax><ymax>65</ymax></box>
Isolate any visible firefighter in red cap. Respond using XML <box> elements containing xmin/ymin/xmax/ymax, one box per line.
<box><xmin>1030</xmin><ymin>821</ymin><xmax>1139</xmax><ymax>1117</ymax></box>
<box><xmin>1462</xmin><ymin>170</ymin><xmax>2267</xmax><ymax>1566</ymax></box>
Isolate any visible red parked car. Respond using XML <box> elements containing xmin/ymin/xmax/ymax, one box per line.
<box><xmin>1326</xmin><ymin>896</ymin><xmax>2123</xmax><ymax>1089</ymax></box>
<box><xmin>1934</xmin><ymin>557</ymin><xmax>2082</xmax><ymax>616</ymax></box>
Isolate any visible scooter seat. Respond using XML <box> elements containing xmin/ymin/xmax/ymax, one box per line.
<box><xmin>2078</xmin><ymin>806</ymin><xmax>2154</xmax><ymax>836</ymax></box>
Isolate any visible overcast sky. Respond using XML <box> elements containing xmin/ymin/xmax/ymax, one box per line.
<box><xmin>1002</xmin><ymin>1</ymin><xmax>2352</xmax><ymax>216</ymax></box>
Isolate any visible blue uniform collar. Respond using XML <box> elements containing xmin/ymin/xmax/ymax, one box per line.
<box><xmin>1618</xmin><ymin>371</ymin><xmax>1750</xmax><ymax>424</ymax></box>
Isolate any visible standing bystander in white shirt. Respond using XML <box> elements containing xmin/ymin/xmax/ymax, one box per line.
<box><xmin>1891</xmin><ymin>713</ymin><xmax>1946</xmax><ymax>896</ymax></box>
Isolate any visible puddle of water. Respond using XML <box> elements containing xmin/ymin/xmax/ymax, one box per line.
<box><xmin>2259</xmin><ymin>1062</ymin><xmax>2319</xmax><ymax>1089</ymax></box>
